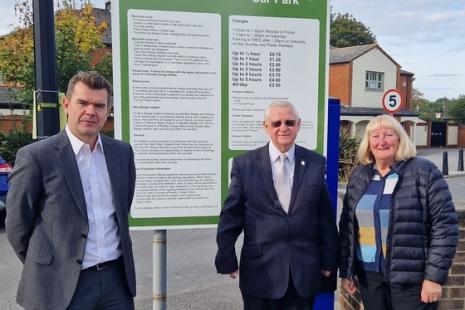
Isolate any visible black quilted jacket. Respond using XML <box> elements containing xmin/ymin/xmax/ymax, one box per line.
<box><xmin>339</xmin><ymin>157</ymin><xmax>458</xmax><ymax>285</ymax></box>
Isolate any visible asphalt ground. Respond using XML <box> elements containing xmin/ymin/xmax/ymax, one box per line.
<box><xmin>1</xmin><ymin>228</ymin><xmax>243</xmax><ymax>310</ymax></box>
<box><xmin>1</xmin><ymin>147</ymin><xmax>464</xmax><ymax>309</ymax></box>
<box><xmin>416</xmin><ymin>147</ymin><xmax>465</xmax><ymax>176</ymax></box>
<box><xmin>416</xmin><ymin>147</ymin><xmax>465</xmax><ymax>210</ymax></box>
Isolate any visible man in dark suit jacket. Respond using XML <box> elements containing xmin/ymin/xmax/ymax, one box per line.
<box><xmin>6</xmin><ymin>71</ymin><xmax>136</xmax><ymax>310</ymax></box>
<box><xmin>216</xmin><ymin>101</ymin><xmax>338</xmax><ymax>309</ymax></box>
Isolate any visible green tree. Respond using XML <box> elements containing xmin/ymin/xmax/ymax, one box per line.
<box><xmin>330</xmin><ymin>13</ymin><xmax>376</xmax><ymax>47</ymax></box>
<box><xmin>418</xmin><ymin>101</ymin><xmax>443</xmax><ymax>122</ymax></box>
<box><xmin>0</xmin><ymin>0</ymin><xmax>109</xmax><ymax>107</ymax></box>
<box><xmin>0</xmin><ymin>130</ymin><xmax>34</xmax><ymax>165</ymax></box>
<box><xmin>445</xmin><ymin>96</ymin><xmax>465</xmax><ymax>124</ymax></box>
<box><xmin>410</xmin><ymin>88</ymin><xmax>443</xmax><ymax>121</ymax></box>
<box><xmin>411</xmin><ymin>88</ymin><xmax>427</xmax><ymax>111</ymax></box>
<box><xmin>94</xmin><ymin>52</ymin><xmax>113</xmax><ymax>85</ymax></box>
<box><xmin>419</xmin><ymin>102</ymin><xmax>443</xmax><ymax>121</ymax></box>
<box><xmin>433</xmin><ymin>97</ymin><xmax>451</xmax><ymax>106</ymax></box>
<box><xmin>55</xmin><ymin>1</ymin><xmax>109</xmax><ymax>91</ymax></box>
<box><xmin>0</xmin><ymin>27</ymin><xmax>34</xmax><ymax>105</ymax></box>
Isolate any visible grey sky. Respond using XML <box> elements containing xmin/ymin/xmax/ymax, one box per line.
<box><xmin>331</xmin><ymin>0</ymin><xmax>465</xmax><ymax>101</ymax></box>
<box><xmin>1</xmin><ymin>0</ymin><xmax>463</xmax><ymax>101</ymax></box>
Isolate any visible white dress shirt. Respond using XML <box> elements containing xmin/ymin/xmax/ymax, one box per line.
<box><xmin>269</xmin><ymin>142</ymin><xmax>295</xmax><ymax>189</ymax></box>
<box><xmin>65</xmin><ymin>126</ymin><xmax>121</xmax><ymax>269</ymax></box>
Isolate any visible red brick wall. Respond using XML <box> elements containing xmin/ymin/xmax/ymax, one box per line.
<box><xmin>439</xmin><ymin>209</ymin><xmax>465</xmax><ymax>309</ymax></box>
<box><xmin>399</xmin><ymin>74</ymin><xmax>413</xmax><ymax>111</ymax></box>
<box><xmin>0</xmin><ymin>115</ymin><xmax>31</xmax><ymax>133</ymax></box>
<box><xmin>91</xmin><ymin>47</ymin><xmax>112</xmax><ymax>66</ymax></box>
<box><xmin>0</xmin><ymin>115</ymin><xmax>113</xmax><ymax>136</ymax></box>
<box><xmin>459</xmin><ymin>126</ymin><xmax>465</xmax><ymax>147</ymax></box>
<box><xmin>103</xmin><ymin>116</ymin><xmax>114</xmax><ymax>134</ymax></box>
<box><xmin>329</xmin><ymin>63</ymin><xmax>351</xmax><ymax>105</ymax></box>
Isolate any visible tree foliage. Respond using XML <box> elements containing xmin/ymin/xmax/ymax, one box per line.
<box><xmin>330</xmin><ymin>13</ymin><xmax>376</xmax><ymax>48</ymax></box>
<box><xmin>0</xmin><ymin>27</ymin><xmax>34</xmax><ymax>105</ymax></box>
<box><xmin>0</xmin><ymin>0</ymin><xmax>110</xmax><ymax>107</ymax></box>
<box><xmin>410</xmin><ymin>88</ymin><xmax>442</xmax><ymax>121</ymax></box>
<box><xmin>94</xmin><ymin>51</ymin><xmax>113</xmax><ymax>84</ymax></box>
<box><xmin>418</xmin><ymin>101</ymin><xmax>444</xmax><ymax>122</ymax></box>
<box><xmin>0</xmin><ymin>130</ymin><xmax>34</xmax><ymax>165</ymax></box>
<box><xmin>445</xmin><ymin>96</ymin><xmax>465</xmax><ymax>124</ymax></box>
<box><xmin>55</xmin><ymin>1</ymin><xmax>109</xmax><ymax>91</ymax></box>
<box><xmin>411</xmin><ymin>88</ymin><xmax>427</xmax><ymax>111</ymax></box>
<box><xmin>433</xmin><ymin>97</ymin><xmax>451</xmax><ymax>105</ymax></box>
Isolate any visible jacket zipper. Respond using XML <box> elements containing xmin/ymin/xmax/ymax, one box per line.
<box><xmin>384</xmin><ymin>172</ymin><xmax>402</xmax><ymax>282</ymax></box>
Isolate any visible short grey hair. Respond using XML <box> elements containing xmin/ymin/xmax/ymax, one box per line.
<box><xmin>264</xmin><ymin>101</ymin><xmax>300</xmax><ymax>121</ymax></box>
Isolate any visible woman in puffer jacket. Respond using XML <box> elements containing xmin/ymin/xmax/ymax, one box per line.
<box><xmin>339</xmin><ymin>115</ymin><xmax>458</xmax><ymax>310</ymax></box>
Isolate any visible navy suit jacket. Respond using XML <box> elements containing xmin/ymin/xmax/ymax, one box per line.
<box><xmin>215</xmin><ymin>144</ymin><xmax>338</xmax><ymax>299</ymax></box>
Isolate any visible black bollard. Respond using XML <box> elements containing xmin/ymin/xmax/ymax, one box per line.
<box><xmin>459</xmin><ymin>149</ymin><xmax>464</xmax><ymax>171</ymax></box>
<box><xmin>442</xmin><ymin>152</ymin><xmax>449</xmax><ymax>176</ymax></box>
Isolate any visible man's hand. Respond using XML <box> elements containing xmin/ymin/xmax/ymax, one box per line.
<box><xmin>229</xmin><ymin>270</ymin><xmax>239</xmax><ymax>279</ymax></box>
<box><xmin>321</xmin><ymin>269</ymin><xmax>332</xmax><ymax>277</ymax></box>
<box><xmin>421</xmin><ymin>279</ymin><xmax>442</xmax><ymax>303</ymax></box>
<box><xmin>341</xmin><ymin>278</ymin><xmax>357</xmax><ymax>295</ymax></box>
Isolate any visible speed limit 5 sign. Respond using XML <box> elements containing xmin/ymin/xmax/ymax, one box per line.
<box><xmin>382</xmin><ymin>89</ymin><xmax>403</xmax><ymax>113</ymax></box>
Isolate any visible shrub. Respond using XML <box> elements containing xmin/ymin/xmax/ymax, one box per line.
<box><xmin>339</xmin><ymin>127</ymin><xmax>360</xmax><ymax>182</ymax></box>
<box><xmin>0</xmin><ymin>130</ymin><xmax>34</xmax><ymax>165</ymax></box>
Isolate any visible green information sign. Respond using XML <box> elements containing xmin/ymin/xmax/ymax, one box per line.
<box><xmin>112</xmin><ymin>0</ymin><xmax>329</xmax><ymax>229</ymax></box>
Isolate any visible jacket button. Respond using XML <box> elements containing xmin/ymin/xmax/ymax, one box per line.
<box><xmin>76</xmin><ymin>259</ymin><xmax>82</xmax><ymax>265</ymax></box>
<box><xmin>81</xmin><ymin>234</ymin><xmax>87</xmax><ymax>239</ymax></box>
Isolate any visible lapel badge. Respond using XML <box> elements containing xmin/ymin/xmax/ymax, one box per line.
<box><xmin>301</xmin><ymin>160</ymin><xmax>305</xmax><ymax>166</ymax></box>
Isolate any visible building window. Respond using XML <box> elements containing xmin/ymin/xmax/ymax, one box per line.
<box><xmin>365</xmin><ymin>71</ymin><xmax>384</xmax><ymax>90</ymax></box>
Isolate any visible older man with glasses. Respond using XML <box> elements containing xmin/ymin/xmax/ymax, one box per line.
<box><xmin>216</xmin><ymin>101</ymin><xmax>338</xmax><ymax>310</ymax></box>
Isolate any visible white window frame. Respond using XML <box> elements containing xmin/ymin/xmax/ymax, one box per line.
<box><xmin>365</xmin><ymin>71</ymin><xmax>384</xmax><ymax>91</ymax></box>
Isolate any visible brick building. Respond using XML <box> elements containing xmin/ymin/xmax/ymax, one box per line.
<box><xmin>0</xmin><ymin>85</ymin><xmax>30</xmax><ymax>133</ymax></box>
<box><xmin>329</xmin><ymin>44</ymin><xmax>427</xmax><ymax>146</ymax></box>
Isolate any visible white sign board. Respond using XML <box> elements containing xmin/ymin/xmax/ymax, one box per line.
<box><xmin>128</xmin><ymin>10</ymin><xmax>221</xmax><ymax>219</ymax></box>
<box><xmin>228</xmin><ymin>16</ymin><xmax>320</xmax><ymax>150</ymax></box>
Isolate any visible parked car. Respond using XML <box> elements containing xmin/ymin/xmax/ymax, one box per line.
<box><xmin>0</xmin><ymin>155</ymin><xmax>12</xmax><ymax>227</ymax></box>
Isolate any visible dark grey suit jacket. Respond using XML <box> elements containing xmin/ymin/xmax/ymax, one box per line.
<box><xmin>6</xmin><ymin>130</ymin><xmax>136</xmax><ymax>310</ymax></box>
<box><xmin>215</xmin><ymin>144</ymin><xmax>339</xmax><ymax>299</ymax></box>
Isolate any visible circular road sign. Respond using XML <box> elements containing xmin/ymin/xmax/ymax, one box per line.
<box><xmin>382</xmin><ymin>89</ymin><xmax>403</xmax><ymax>113</ymax></box>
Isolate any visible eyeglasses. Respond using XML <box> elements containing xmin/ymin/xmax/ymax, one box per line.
<box><xmin>270</xmin><ymin>120</ymin><xmax>297</xmax><ymax>128</ymax></box>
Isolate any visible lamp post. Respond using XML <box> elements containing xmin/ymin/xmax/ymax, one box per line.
<box><xmin>33</xmin><ymin>0</ymin><xmax>60</xmax><ymax>139</ymax></box>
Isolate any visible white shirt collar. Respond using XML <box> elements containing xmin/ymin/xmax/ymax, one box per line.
<box><xmin>65</xmin><ymin>125</ymin><xmax>103</xmax><ymax>155</ymax></box>
<box><xmin>269</xmin><ymin>142</ymin><xmax>295</xmax><ymax>164</ymax></box>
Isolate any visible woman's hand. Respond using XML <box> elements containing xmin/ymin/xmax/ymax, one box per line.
<box><xmin>421</xmin><ymin>279</ymin><xmax>442</xmax><ymax>303</ymax></box>
<box><xmin>341</xmin><ymin>278</ymin><xmax>357</xmax><ymax>295</ymax></box>
<box><xmin>321</xmin><ymin>269</ymin><xmax>332</xmax><ymax>277</ymax></box>
<box><xmin>228</xmin><ymin>270</ymin><xmax>239</xmax><ymax>279</ymax></box>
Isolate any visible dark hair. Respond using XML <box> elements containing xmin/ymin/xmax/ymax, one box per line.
<box><xmin>66</xmin><ymin>71</ymin><xmax>113</xmax><ymax>108</ymax></box>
